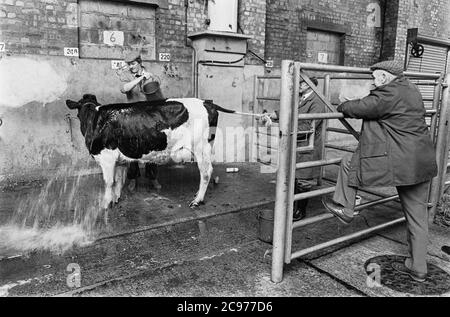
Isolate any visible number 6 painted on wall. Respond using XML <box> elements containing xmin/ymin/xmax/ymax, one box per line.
<box><xmin>103</xmin><ymin>31</ymin><xmax>124</xmax><ymax>46</ymax></box>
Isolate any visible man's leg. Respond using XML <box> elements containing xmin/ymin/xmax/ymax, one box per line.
<box><xmin>127</xmin><ymin>161</ymin><xmax>140</xmax><ymax>192</ymax></box>
<box><xmin>293</xmin><ymin>179</ymin><xmax>312</xmax><ymax>221</ymax></box>
<box><xmin>294</xmin><ymin>148</ymin><xmax>314</xmax><ymax>221</ymax></box>
<box><xmin>396</xmin><ymin>181</ymin><xmax>429</xmax><ymax>275</ymax></box>
<box><xmin>145</xmin><ymin>163</ymin><xmax>162</xmax><ymax>189</ymax></box>
<box><xmin>332</xmin><ymin>155</ymin><xmax>357</xmax><ymax>217</ymax></box>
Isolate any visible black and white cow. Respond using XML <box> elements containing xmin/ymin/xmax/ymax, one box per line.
<box><xmin>66</xmin><ymin>94</ymin><xmax>234</xmax><ymax>209</ymax></box>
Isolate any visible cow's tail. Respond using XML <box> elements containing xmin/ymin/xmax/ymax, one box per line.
<box><xmin>210</xmin><ymin>102</ymin><xmax>236</xmax><ymax>114</ymax></box>
<box><xmin>206</xmin><ymin>100</ymin><xmax>265</xmax><ymax>121</ymax></box>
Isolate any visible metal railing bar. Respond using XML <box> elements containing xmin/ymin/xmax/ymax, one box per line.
<box><xmin>414</xmin><ymin>82</ymin><xmax>439</xmax><ymax>86</ymax></box>
<box><xmin>292</xmin><ymin>194</ymin><xmax>400</xmax><ymax>229</ymax></box>
<box><xmin>296</xmin><ymin>157</ymin><xmax>342</xmax><ymax>170</ymax></box>
<box><xmin>293</xmin><ymin>186</ymin><xmax>336</xmax><ymax>201</ymax></box>
<box><xmin>297</xmin><ymin>109</ymin><xmax>436</xmax><ymax>121</ymax></box>
<box><xmin>298</xmin><ymin>63</ymin><xmax>441</xmax><ymax>79</ymax></box>
<box><xmin>329</xmin><ymin>76</ymin><xmax>373</xmax><ymax>80</ymax></box>
<box><xmin>406</xmin><ymin>72</ymin><xmax>442</xmax><ymax>79</ymax></box>
<box><xmin>290</xmin><ymin>217</ymin><xmax>406</xmax><ymax>260</ymax></box>
<box><xmin>292</xmin><ymin>213</ymin><xmax>334</xmax><ymax>229</ymax></box>
<box><xmin>297</xmin><ymin>146</ymin><xmax>314</xmax><ymax>152</ymax></box>
<box><xmin>325</xmin><ymin>144</ymin><xmax>356</xmax><ymax>152</ymax></box>
<box><xmin>327</xmin><ymin>127</ymin><xmax>352</xmax><ymax>134</ymax></box>
<box><xmin>354</xmin><ymin>195</ymin><xmax>399</xmax><ymax>211</ymax></box>
<box><xmin>256</xmin><ymin>97</ymin><xmax>281</xmax><ymax>101</ymax></box>
<box><xmin>256</xmin><ymin>143</ymin><xmax>278</xmax><ymax>150</ymax></box>
<box><xmin>257</xmin><ymin>76</ymin><xmax>281</xmax><ymax>80</ymax></box>
<box><xmin>256</xmin><ymin>131</ymin><xmax>278</xmax><ymax>137</ymax></box>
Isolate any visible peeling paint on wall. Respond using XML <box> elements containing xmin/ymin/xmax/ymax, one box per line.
<box><xmin>0</xmin><ymin>57</ymin><xmax>67</xmax><ymax>108</ymax></box>
<box><xmin>163</xmin><ymin>63</ymin><xmax>180</xmax><ymax>78</ymax></box>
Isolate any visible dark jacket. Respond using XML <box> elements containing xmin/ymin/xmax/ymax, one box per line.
<box><xmin>337</xmin><ymin>76</ymin><xmax>437</xmax><ymax>188</ymax></box>
<box><xmin>296</xmin><ymin>93</ymin><xmax>327</xmax><ymax>179</ymax></box>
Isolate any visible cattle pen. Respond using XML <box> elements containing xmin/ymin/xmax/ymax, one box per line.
<box><xmin>270</xmin><ymin>60</ymin><xmax>450</xmax><ymax>283</ymax></box>
<box><xmin>1</xmin><ymin>62</ymin><xmax>450</xmax><ymax>296</ymax></box>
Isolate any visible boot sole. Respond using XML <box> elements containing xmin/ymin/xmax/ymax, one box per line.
<box><xmin>391</xmin><ymin>262</ymin><xmax>426</xmax><ymax>282</ymax></box>
<box><xmin>322</xmin><ymin>201</ymin><xmax>352</xmax><ymax>225</ymax></box>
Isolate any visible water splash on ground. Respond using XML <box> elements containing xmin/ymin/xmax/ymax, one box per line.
<box><xmin>0</xmin><ymin>166</ymin><xmax>106</xmax><ymax>256</ymax></box>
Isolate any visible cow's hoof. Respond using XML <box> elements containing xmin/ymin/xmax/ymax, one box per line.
<box><xmin>189</xmin><ymin>200</ymin><xmax>200</xmax><ymax>208</ymax></box>
<box><xmin>189</xmin><ymin>200</ymin><xmax>204</xmax><ymax>208</ymax></box>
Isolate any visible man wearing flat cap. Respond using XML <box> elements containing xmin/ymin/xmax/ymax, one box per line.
<box><xmin>322</xmin><ymin>60</ymin><xmax>437</xmax><ymax>282</ymax></box>
<box><xmin>118</xmin><ymin>49</ymin><xmax>164</xmax><ymax>191</ymax></box>
<box><xmin>266</xmin><ymin>76</ymin><xmax>327</xmax><ymax>221</ymax></box>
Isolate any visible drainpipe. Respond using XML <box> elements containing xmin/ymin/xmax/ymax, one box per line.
<box><xmin>379</xmin><ymin>0</ymin><xmax>387</xmax><ymax>61</ymax></box>
<box><xmin>185</xmin><ymin>0</ymin><xmax>197</xmax><ymax>97</ymax></box>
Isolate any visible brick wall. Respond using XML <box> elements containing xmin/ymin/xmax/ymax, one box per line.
<box><xmin>2</xmin><ymin>0</ymin><xmax>448</xmax><ymax>65</ymax></box>
<box><xmin>379</xmin><ymin>0</ymin><xmax>398</xmax><ymax>61</ymax></box>
<box><xmin>0</xmin><ymin>0</ymin><xmax>265</xmax><ymax>64</ymax></box>
<box><xmin>239</xmin><ymin>0</ymin><xmax>266</xmax><ymax>65</ymax></box>
<box><xmin>265</xmin><ymin>0</ymin><xmax>384</xmax><ymax>67</ymax></box>
<box><xmin>156</xmin><ymin>0</ymin><xmax>196</xmax><ymax>63</ymax></box>
<box><xmin>0</xmin><ymin>0</ymin><xmax>78</xmax><ymax>55</ymax></box>
<box><xmin>394</xmin><ymin>0</ymin><xmax>450</xmax><ymax>61</ymax></box>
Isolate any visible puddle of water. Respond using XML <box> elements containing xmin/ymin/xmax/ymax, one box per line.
<box><xmin>0</xmin><ymin>224</ymin><xmax>93</xmax><ymax>255</ymax></box>
<box><xmin>0</xmin><ymin>166</ymin><xmax>105</xmax><ymax>256</ymax></box>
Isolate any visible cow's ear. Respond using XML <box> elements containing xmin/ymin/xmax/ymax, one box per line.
<box><xmin>83</xmin><ymin>94</ymin><xmax>98</xmax><ymax>103</ymax></box>
<box><xmin>66</xmin><ymin>100</ymin><xmax>80</xmax><ymax>109</ymax></box>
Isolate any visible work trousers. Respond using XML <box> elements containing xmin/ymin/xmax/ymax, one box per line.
<box><xmin>333</xmin><ymin>155</ymin><xmax>429</xmax><ymax>274</ymax></box>
<box><xmin>127</xmin><ymin>162</ymin><xmax>158</xmax><ymax>180</ymax></box>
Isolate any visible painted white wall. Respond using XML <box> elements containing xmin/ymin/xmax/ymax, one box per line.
<box><xmin>0</xmin><ymin>57</ymin><xmax>68</xmax><ymax>108</ymax></box>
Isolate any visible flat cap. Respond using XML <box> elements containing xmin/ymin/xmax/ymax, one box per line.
<box><xmin>124</xmin><ymin>50</ymin><xmax>141</xmax><ymax>63</ymax></box>
<box><xmin>370</xmin><ymin>60</ymin><xmax>404</xmax><ymax>76</ymax></box>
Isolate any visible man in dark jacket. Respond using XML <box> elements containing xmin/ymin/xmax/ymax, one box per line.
<box><xmin>268</xmin><ymin>77</ymin><xmax>326</xmax><ymax>221</ymax></box>
<box><xmin>322</xmin><ymin>60</ymin><xmax>437</xmax><ymax>282</ymax></box>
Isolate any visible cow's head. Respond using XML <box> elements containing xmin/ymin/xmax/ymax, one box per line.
<box><xmin>66</xmin><ymin>94</ymin><xmax>101</xmax><ymax>136</ymax></box>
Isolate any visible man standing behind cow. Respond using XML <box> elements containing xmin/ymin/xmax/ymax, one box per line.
<box><xmin>322</xmin><ymin>60</ymin><xmax>437</xmax><ymax>282</ymax></box>
<box><xmin>266</xmin><ymin>76</ymin><xmax>326</xmax><ymax>221</ymax></box>
<box><xmin>118</xmin><ymin>50</ymin><xmax>164</xmax><ymax>192</ymax></box>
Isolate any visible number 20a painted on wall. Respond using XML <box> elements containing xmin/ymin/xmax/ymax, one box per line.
<box><xmin>64</xmin><ymin>47</ymin><xmax>79</xmax><ymax>57</ymax></box>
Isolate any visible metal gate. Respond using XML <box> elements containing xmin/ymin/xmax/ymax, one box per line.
<box><xmin>270</xmin><ymin>60</ymin><xmax>450</xmax><ymax>283</ymax></box>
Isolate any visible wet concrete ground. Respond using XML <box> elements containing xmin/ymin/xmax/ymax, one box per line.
<box><xmin>0</xmin><ymin>163</ymin><xmax>275</xmax><ymax>241</ymax></box>
<box><xmin>1</xmin><ymin>163</ymin><xmax>449</xmax><ymax>297</ymax></box>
